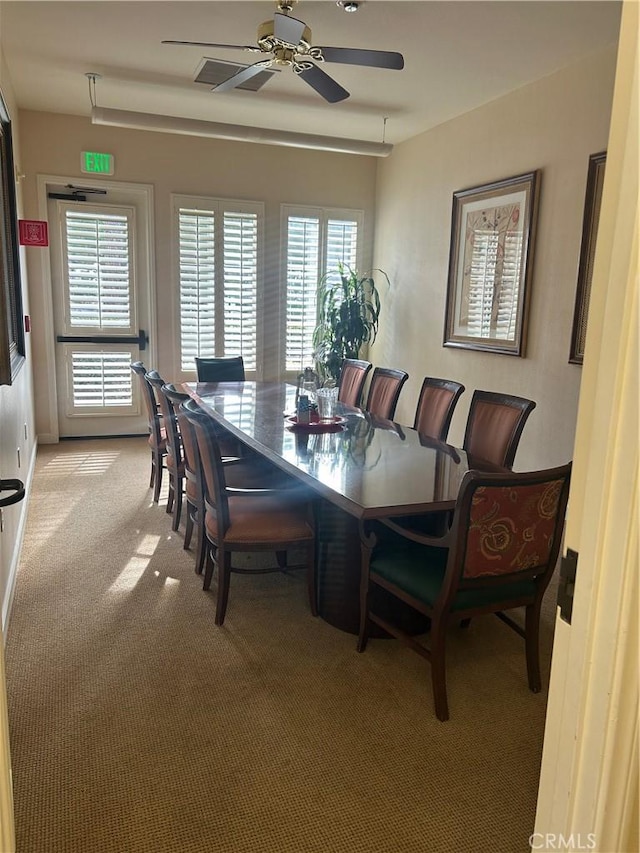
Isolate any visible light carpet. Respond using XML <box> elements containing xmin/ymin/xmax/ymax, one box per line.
<box><xmin>5</xmin><ymin>438</ymin><xmax>557</xmax><ymax>852</ymax></box>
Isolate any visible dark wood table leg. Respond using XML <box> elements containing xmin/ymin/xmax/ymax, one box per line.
<box><xmin>314</xmin><ymin>498</ymin><xmax>430</xmax><ymax>636</ymax></box>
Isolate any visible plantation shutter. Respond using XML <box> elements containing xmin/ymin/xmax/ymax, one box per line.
<box><xmin>179</xmin><ymin>208</ymin><xmax>216</xmax><ymax>370</ymax></box>
<box><xmin>284</xmin><ymin>210</ymin><xmax>361</xmax><ymax>373</ymax></box>
<box><xmin>326</xmin><ymin>218</ymin><xmax>358</xmax><ymax>283</ymax></box>
<box><xmin>285</xmin><ymin>216</ymin><xmax>320</xmax><ymax>372</ymax></box>
<box><xmin>223</xmin><ymin>211</ymin><xmax>257</xmax><ymax>370</ymax></box>
<box><xmin>61</xmin><ymin>208</ymin><xmax>136</xmax><ymax>411</ymax></box>
<box><xmin>64</xmin><ymin>210</ymin><xmax>132</xmax><ymax>330</ymax></box>
<box><xmin>176</xmin><ymin>198</ymin><xmax>262</xmax><ymax>372</ymax></box>
<box><xmin>70</xmin><ymin>350</ymin><xmax>133</xmax><ymax>408</ymax></box>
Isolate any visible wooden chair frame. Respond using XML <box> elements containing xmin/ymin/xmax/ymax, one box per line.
<box><xmin>364</xmin><ymin>366</ymin><xmax>409</xmax><ymax>420</ymax></box>
<box><xmin>195</xmin><ymin>356</ymin><xmax>246</xmax><ymax>383</ymax></box>
<box><xmin>337</xmin><ymin>358</ymin><xmax>372</xmax><ymax>408</ymax></box>
<box><xmin>413</xmin><ymin>377</ymin><xmax>465</xmax><ymax>442</ymax></box>
<box><xmin>358</xmin><ymin>463</ymin><xmax>572</xmax><ymax>721</ymax></box>
<box><xmin>147</xmin><ymin>372</ymin><xmax>185</xmax><ymax>529</ymax></box>
<box><xmin>131</xmin><ymin>361</ymin><xmax>166</xmax><ymax>502</ymax></box>
<box><xmin>183</xmin><ymin>399</ymin><xmax>317</xmax><ymax>626</ymax></box>
<box><xmin>163</xmin><ymin>385</ymin><xmax>209</xmax><ymax>574</ymax></box>
<box><xmin>462</xmin><ymin>390</ymin><xmax>536</xmax><ymax>470</ymax></box>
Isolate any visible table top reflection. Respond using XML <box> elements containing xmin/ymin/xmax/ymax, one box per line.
<box><xmin>184</xmin><ymin>381</ymin><xmax>475</xmax><ymax>520</ymax></box>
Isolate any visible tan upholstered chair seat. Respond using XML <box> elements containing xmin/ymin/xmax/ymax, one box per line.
<box><xmin>205</xmin><ymin>494</ymin><xmax>314</xmax><ymax>544</ymax></box>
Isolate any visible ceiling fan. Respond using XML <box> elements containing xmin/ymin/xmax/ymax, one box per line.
<box><xmin>162</xmin><ymin>0</ymin><xmax>404</xmax><ymax>104</ymax></box>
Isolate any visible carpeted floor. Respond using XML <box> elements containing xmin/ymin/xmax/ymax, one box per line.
<box><xmin>5</xmin><ymin>438</ymin><xmax>556</xmax><ymax>852</ymax></box>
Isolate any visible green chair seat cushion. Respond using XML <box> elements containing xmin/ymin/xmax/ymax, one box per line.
<box><xmin>370</xmin><ymin>540</ymin><xmax>536</xmax><ymax>611</ymax></box>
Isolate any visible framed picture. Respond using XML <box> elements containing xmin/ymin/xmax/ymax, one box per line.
<box><xmin>444</xmin><ymin>170</ymin><xmax>540</xmax><ymax>356</ymax></box>
<box><xmin>569</xmin><ymin>151</ymin><xmax>606</xmax><ymax>364</ymax></box>
<box><xmin>0</xmin><ymin>88</ymin><xmax>25</xmax><ymax>385</ymax></box>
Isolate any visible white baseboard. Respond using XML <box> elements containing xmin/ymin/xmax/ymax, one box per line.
<box><xmin>2</xmin><ymin>439</ymin><xmax>39</xmax><ymax>637</ymax></box>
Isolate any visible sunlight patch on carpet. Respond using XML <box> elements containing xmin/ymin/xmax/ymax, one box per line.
<box><xmin>40</xmin><ymin>450</ymin><xmax>120</xmax><ymax>476</ymax></box>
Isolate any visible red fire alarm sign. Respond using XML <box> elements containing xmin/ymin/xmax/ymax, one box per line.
<box><xmin>19</xmin><ymin>220</ymin><xmax>49</xmax><ymax>247</ymax></box>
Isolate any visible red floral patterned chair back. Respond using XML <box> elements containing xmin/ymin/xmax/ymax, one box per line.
<box><xmin>358</xmin><ymin>462</ymin><xmax>572</xmax><ymax>721</ymax></box>
<box><xmin>459</xmin><ymin>477</ymin><xmax>568</xmax><ymax>582</ymax></box>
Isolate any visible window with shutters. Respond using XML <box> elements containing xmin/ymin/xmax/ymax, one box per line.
<box><xmin>59</xmin><ymin>206</ymin><xmax>137</xmax><ymax>413</ymax></box>
<box><xmin>64</xmin><ymin>210</ymin><xmax>133</xmax><ymax>331</ymax></box>
<box><xmin>283</xmin><ymin>206</ymin><xmax>362</xmax><ymax>373</ymax></box>
<box><xmin>174</xmin><ymin>195</ymin><xmax>262</xmax><ymax>373</ymax></box>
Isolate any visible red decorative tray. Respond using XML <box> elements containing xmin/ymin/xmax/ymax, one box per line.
<box><xmin>285</xmin><ymin>415</ymin><xmax>346</xmax><ymax>432</ymax></box>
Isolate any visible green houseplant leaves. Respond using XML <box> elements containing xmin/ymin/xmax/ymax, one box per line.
<box><xmin>312</xmin><ymin>263</ymin><xmax>387</xmax><ymax>384</ymax></box>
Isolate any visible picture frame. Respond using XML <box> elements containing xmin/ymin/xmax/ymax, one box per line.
<box><xmin>443</xmin><ymin>170</ymin><xmax>540</xmax><ymax>356</ymax></box>
<box><xmin>0</xmin><ymin>88</ymin><xmax>25</xmax><ymax>385</ymax></box>
<box><xmin>569</xmin><ymin>151</ymin><xmax>606</xmax><ymax>365</ymax></box>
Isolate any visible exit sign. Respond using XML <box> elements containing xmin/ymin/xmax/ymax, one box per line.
<box><xmin>81</xmin><ymin>151</ymin><xmax>114</xmax><ymax>175</ymax></box>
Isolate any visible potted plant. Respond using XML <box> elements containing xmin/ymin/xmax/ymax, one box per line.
<box><xmin>312</xmin><ymin>263</ymin><xmax>388</xmax><ymax>385</ymax></box>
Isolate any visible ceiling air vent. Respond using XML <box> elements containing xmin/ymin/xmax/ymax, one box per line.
<box><xmin>195</xmin><ymin>59</ymin><xmax>276</xmax><ymax>92</ymax></box>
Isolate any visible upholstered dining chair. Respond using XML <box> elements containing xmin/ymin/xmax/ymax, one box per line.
<box><xmin>195</xmin><ymin>356</ymin><xmax>246</xmax><ymax>382</ymax></box>
<box><xmin>358</xmin><ymin>463</ymin><xmax>572</xmax><ymax>721</ymax></box>
<box><xmin>166</xmin><ymin>387</ymin><xmax>283</xmax><ymax>575</ymax></box>
<box><xmin>463</xmin><ymin>390</ymin><xmax>537</xmax><ymax>470</ymax></box>
<box><xmin>337</xmin><ymin>358</ymin><xmax>372</xmax><ymax>408</ymax></box>
<box><xmin>413</xmin><ymin>377</ymin><xmax>465</xmax><ymax>442</ymax></box>
<box><xmin>182</xmin><ymin>398</ymin><xmax>317</xmax><ymax>625</ymax></box>
<box><xmin>130</xmin><ymin>361</ymin><xmax>166</xmax><ymax>503</ymax></box>
<box><xmin>161</xmin><ymin>384</ymin><xmax>208</xmax><ymax>573</ymax></box>
<box><xmin>146</xmin><ymin>372</ymin><xmax>185</xmax><ymax>530</ymax></box>
<box><xmin>365</xmin><ymin>366</ymin><xmax>409</xmax><ymax>420</ymax></box>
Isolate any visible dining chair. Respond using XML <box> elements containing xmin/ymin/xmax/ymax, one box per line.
<box><xmin>195</xmin><ymin>356</ymin><xmax>246</xmax><ymax>382</ymax></box>
<box><xmin>413</xmin><ymin>377</ymin><xmax>465</xmax><ymax>442</ymax></box>
<box><xmin>364</xmin><ymin>366</ymin><xmax>409</xmax><ymax>420</ymax></box>
<box><xmin>182</xmin><ymin>398</ymin><xmax>317</xmax><ymax>625</ymax></box>
<box><xmin>167</xmin><ymin>387</ymin><xmax>288</xmax><ymax>574</ymax></box>
<box><xmin>358</xmin><ymin>462</ymin><xmax>572</xmax><ymax>721</ymax></box>
<box><xmin>146</xmin><ymin>372</ymin><xmax>185</xmax><ymax>530</ymax></box>
<box><xmin>163</xmin><ymin>384</ymin><xmax>208</xmax><ymax>570</ymax></box>
<box><xmin>463</xmin><ymin>390</ymin><xmax>537</xmax><ymax>470</ymax></box>
<box><xmin>337</xmin><ymin>358</ymin><xmax>372</xmax><ymax>408</ymax></box>
<box><xmin>130</xmin><ymin>361</ymin><xmax>166</xmax><ymax>503</ymax></box>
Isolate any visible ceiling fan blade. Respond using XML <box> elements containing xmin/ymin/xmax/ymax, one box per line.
<box><xmin>318</xmin><ymin>47</ymin><xmax>404</xmax><ymax>70</ymax></box>
<box><xmin>213</xmin><ymin>61</ymin><xmax>272</xmax><ymax>93</ymax></box>
<box><xmin>162</xmin><ymin>40</ymin><xmax>258</xmax><ymax>52</ymax></box>
<box><xmin>296</xmin><ymin>64</ymin><xmax>349</xmax><ymax>103</ymax></box>
<box><xmin>273</xmin><ymin>12</ymin><xmax>306</xmax><ymax>46</ymax></box>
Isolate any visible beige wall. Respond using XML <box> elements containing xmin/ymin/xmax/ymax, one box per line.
<box><xmin>13</xmin><ymin>45</ymin><xmax>617</xmax><ymax>464</ymax></box>
<box><xmin>17</xmin><ymin>112</ymin><xmax>378</xmax><ymax>438</ymax></box>
<box><xmin>370</xmin><ymin>47</ymin><xmax>617</xmax><ymax>471</ymax></box>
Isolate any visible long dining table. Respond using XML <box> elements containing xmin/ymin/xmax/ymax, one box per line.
<box><xmin>183</xmin><ymin>380</ymin><xmax>482</xmax><ymax>634</ymax></box>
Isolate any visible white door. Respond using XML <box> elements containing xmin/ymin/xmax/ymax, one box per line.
<box><xmin>534</xmin><ymin>3</ymin><xmax>638</xmax><ymax>850</ymax></box>
<box><xmin>47</xmin><ymin>187</ymin><xmax>152</xmax><ymax>437</ymax></box>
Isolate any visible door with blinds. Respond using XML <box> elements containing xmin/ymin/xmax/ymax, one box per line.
<box><xmin>49</xmin><ymin>197</ymin><xmax>151</xmax><ymax>437</ymax></box>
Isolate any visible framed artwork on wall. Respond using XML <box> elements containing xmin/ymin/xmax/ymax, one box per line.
<box><xmin>569</xmin><ymin>151</ymin><xmax>606</xmax><ymax>365</ymax></box>
<box><xmin>0</xmin><ymin>88</ymin><xmax>25</xmax><ymax>385</ymax></box>
<box><xmin>443</xmin><ymin>170</ymin><xmax>540</xmax><ymax>356</ymax></box>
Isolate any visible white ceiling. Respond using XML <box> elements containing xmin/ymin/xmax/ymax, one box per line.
<box><xmin>0</xmin><ymin>0</ymin><xmax>621</xmax><ymax>147</ymax></box>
